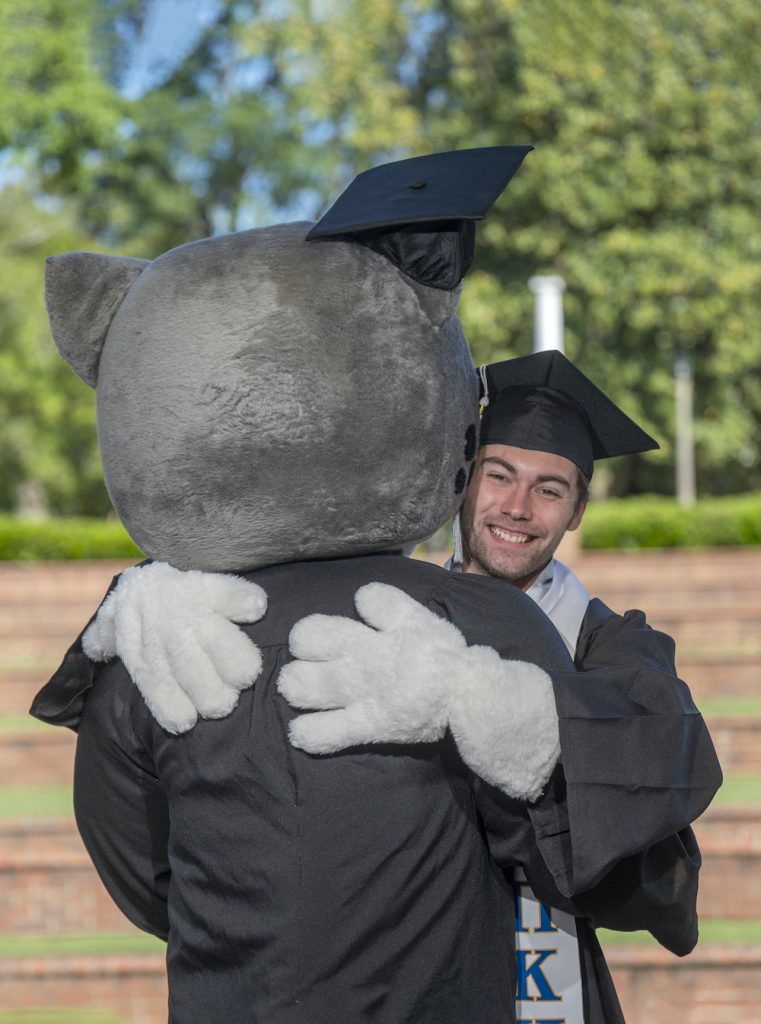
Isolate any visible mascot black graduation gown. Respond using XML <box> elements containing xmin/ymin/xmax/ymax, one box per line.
<box><xmin>31</xmin><ymin>149</ymin><xmax>721</xmax><ymax>1024</ymax></box>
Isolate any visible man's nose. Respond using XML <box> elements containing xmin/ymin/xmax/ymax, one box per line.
<box><xmin>499</xmin><ymin>486</ymin><xmax>532</xmax><ymax>520</ymax></box>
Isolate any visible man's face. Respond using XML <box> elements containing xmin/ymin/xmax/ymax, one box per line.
<box><xmin>460</xmin><ymin>444</ymin><xmax>586</xmax><ymax>590</ymax></box>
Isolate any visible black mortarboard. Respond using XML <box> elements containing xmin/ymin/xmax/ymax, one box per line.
<box><xmin>479</xmin><ymin>350</ymin><xmax>659</xmax><ymax>480</ymax></box>
<box><xmin>306</xmin><ymin>146</ymin><xmax>533</xmax><ymax>290</ymax></box>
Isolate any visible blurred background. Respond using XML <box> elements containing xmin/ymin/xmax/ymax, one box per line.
<box><xmin>2</xmin><ymin>0</ymin><xmax>761</xmax><ymax>517</ymax></box>
<box><xmin>1</xmin><ymin>1</ymin><xmax>760</xmax><ymax>1022</ymax></box>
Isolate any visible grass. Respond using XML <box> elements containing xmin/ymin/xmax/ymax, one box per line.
<box><xmin>0</xmin><ymin>1013</ymin><xmax>125</xmax><ymax>1024</ymax></box>
<box><xmin>0</xmin><ymin>931</ymin><xmax>164</xmax><ymax>960</ymax></box>
<box><xmin>712</xmin><ymin>776</ymin><xmax>761</xmax><ymax>805</ymax></box>
<box><xmin>0</xmin><ymin>715</ymin><xmax>49</xmax><ymax>732</ymax></box>
<box><xmin>0</xmin><ymin>785</ymin><xmax>73</xmax><ymax>820</ymax></box>
<box><xmin>0</xmin><ymin>770</ymin><xmax>758</xmax><ymax>824</ymax></box>
<box><xmin>698</xmin><ymin>698</ymin><xmax>761</xmax><ymax>717</ymax></box>
<box><xmin>599</xmin><ymin>918</ymin><xmax>761</xmax><ymax>946</ymax></box>
<box><xmin>0</xmin><ymin>656</ymin><xmax>58</xmax><ymax>672</ymax></box>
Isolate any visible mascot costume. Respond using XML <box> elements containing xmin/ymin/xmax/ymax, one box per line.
<box><xmin>31</xmin><ymin>148</ymin><xmax>720</xmax><ymax>1024</ymax></box>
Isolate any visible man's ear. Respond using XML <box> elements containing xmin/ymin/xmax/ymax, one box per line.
<box><xmin>45</xmin><ymin>252</ymin><xmax>150</xmax><ymax>387</ymax></box>
<box><xmin>568</xmin><ymin>499</ymin><xmax>587</xmax><ymax>532</ymax></box>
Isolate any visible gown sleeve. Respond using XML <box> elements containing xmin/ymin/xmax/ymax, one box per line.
<box><xmin>534</xmin><ymin>603</ymin><xmax>721</xmax><ymax>891</ymax></box>
<box><xmin>73</xmin><ymin>658</ymin><xmax>171</xmax><ymax>940</ymax></box>
<box><xmin>475</xmin><ymin>600</ymin><xmax>722</xmax><ymax>955</ymax></box>
<box><xmin>28</xmin><ymin>574</ymin><xmax>122</xmax><ymax>730</ymax></box>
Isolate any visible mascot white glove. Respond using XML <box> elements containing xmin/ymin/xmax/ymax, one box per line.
<box><xmin>83</xmin><ymin>562</ymin><xmax>267</xmax><ymax>734</ymax></box>
<box><xmin>277</xmin><ymin>583</ymin><xmax>560</xmax><ymax>801</ymax></box>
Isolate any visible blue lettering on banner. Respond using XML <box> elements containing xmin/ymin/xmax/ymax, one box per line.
<box><xmin>515</xmin><ymin>886</ymin><xmax>558</xmax><ymax>933</ymax></box>
<box><xmin>517</xmin><ymin>1019</ymin><xmax>565</xmax><ymax>1023</ymax></box>
<box><xmin>516</xmin><ymin>949</ymin><xmax>562</xmax><ymax>1002</ymax></box>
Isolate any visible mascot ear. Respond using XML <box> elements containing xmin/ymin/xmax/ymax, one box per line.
<box><xmin>45</xmin><ymin>252</ymin><xmax>150</xmax><ymax>387</ymax></box>
<box><xmin>306</xmin><ymin>146</ymin><xmax>532</xmax><ymax>291</ymax></box>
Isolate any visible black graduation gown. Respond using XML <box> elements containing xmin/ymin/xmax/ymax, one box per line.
<box><xmin>30</xmin><ymin>554</ymin><xmax>721</xmax><ymax>1024</ymax></box>
<box><xmin>502</xmin><ymin>596</ymin><xmax>716</xmax><ymax>1023</ymax></box>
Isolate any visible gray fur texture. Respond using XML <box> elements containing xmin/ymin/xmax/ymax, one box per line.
<box><xmin>46</xmin><ymin>222</ymin><xmax>478</xmax><ymax>571</ymax></box>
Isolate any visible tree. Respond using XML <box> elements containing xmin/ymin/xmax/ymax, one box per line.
<box><xmin>187</xmin><ymin>0</ymin><xmax>761</xmax><ymax>495</ymax></box>
<box><xmin>0</xmin><ymin>0</ymin><xmax>125</xmax><ymax>196</ymax></box>
<box><xmin>3</xmin><ymin>0</ymin><xmax>761</xmax><ymax>511</ymax></box>
<box><xmin>401</xmin><ymin>0</ymin><xmax>761</xmax><ymax>495</ymax></box>
<box><xmin>0</xmin><ymin>184</ymin><xmax>110</xmax><ymax>514</ymax></box>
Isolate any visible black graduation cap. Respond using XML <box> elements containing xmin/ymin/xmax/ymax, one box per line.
<box><xmin>479</xmin><ymin>350</ymin><xmax>659</xmax><ymax>480</ymax></box>
<box><xmin>306</xmin><ymin>146</ymin><xmax>533</xmax><ymax>290</ymax></box>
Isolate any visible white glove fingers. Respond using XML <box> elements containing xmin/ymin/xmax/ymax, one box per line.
<box><xmin>161</xmin><ymin>630</ymin><xmax>242</xmax><ymax>721</ymax></box>
<box><xmin>449</xmin><ymin>651</ymin><xmax>560</xmax><ymax>802</ymax></box>
<box><xmin>288</xmin><ymin>705</ymin><xmax>377</xmax><ymax>754</ymax></box>
<box><xmin>132</xmin><ymin>672</ymin><xmax>200</xmax><ymax>735</ymax></box>
<box><xmin>353</xmin><ymin>583</ymin><xmax>429</xmax><ymax>632</ymax></box>
<box><xmin>196</xmin><ymin>617</ymin><xmax>263</xmax><ymax>692</ymax></box>
<box><xmin>277</xmin><ymin>660</ymin><xmax>354</xmax><ymax>710</ymax></box>
<box><xmin>202</xmin><ymin>574</ymin><xmax>268</xmax><ymax>623</ymax></box>
<box><xmin>289</xmin><ymin>614</ymin><xmax>373</xmax><ymax>661</ymax></box>
<box><xmin>82</xmin><ymin>591</ymin><xmax>118</xmax><ymax>660</ymax></box>
<box><xmin>355</xmin><ymin>583</ymin><xmax>468</xmax><ymax>653</ymax></box>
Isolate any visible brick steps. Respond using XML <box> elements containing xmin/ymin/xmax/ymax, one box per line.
<box><xmin>8</xmin><ymin>658</ymin><xmax>755</xmax><ymax>716</ymax></box>
<box><xmin>1</xmin><ymin>553</ymin><xmax>759</xmax><ymax>1021</ymax></box>
<box><xmin>5</xmin><ymin>717</ymin><xmax>760</xmax><ymax>787</ymax></box>
<box><xmin>678</xmin><ymin>654</ymin><xmax>761</xmax><ymax>700</ymax></box>
<box><xmin>703</xmin><ymin>717</ymin><xmax>761</xmax><ymax>775</ymax></box>
<box><xmin>0</xmin><ymin>728</ymin><xmax>76</xmax><ymax>784</ymax></box>
<box><xmin>0</xmin><ymin>943</ymin><xmax>756</xmax><ymax>1024</ymax></box>
<box><xmin>682</xmin><ymin>805</ymin><xmax>761</xmax><ymax>921</ymax></box>
<box><xmin>0</xmin><ymin>807</ymin><xmax>758</xmax><ymax>937</ymax></box>
<box><xmin>0</xmin><ymin>952</ymin><xmax>167</xmax><ymax>1024</ymax></box>
<box><xmin>606</xmin><ymin>943</ymin><xmax>761</xmax><ymax>1024</ymax></box>
<box><xmin>0</xmin><ymin>668</ymin><xmax>59</xmax><ymax>716</ymax></box>
<box><xmin>1</xmin><ymin>560</ymin><xmax>760</xmax><ymax>716</ymax></box>
<box><xmin>3</xmin><ymin>657</ymin><xmax>755</xmax><ymax>716</ymax></box>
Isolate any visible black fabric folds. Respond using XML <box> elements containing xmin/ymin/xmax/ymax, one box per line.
<box><xmin>37</xmin><ymin>555</ymin><xmax>721</xmax><ymax>1023</ymax></box>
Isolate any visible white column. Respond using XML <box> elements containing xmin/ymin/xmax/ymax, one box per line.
<box><xmin>528</xmin><ymin>275</ymin><xmax>566</xmax><ymax>353</ymax></box>
<box><xmin>674</xmin><ymin>351</ymin><xmax>696</xmax><ymax>506</ymax></box>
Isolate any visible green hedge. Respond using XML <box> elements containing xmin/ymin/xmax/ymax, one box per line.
<box><xmin>1</xmin><ymin>494</ymin><xmax>760</xmax><ymax>560</ymax></box>
<box><xmin>0</xmin><ymin>516</ymin><xmax>143</xmax><ymax>561</ymax></box>
<box><xmin>581</xmin><ymin>492</ymin><xmax>761</xmax><ymax>549</ymax></box>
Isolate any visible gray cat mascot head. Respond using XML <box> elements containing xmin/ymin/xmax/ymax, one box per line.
<box><xmin>44</xmin><ymin>148</ymin><xmax>530</xmax><ymax>570</ymax></box>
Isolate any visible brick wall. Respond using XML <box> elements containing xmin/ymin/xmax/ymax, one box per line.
<box><xmin>0</xmin><ymin>954</ymin><xmax>167</xmax><ymax>1024</ymax></box>
<box><xmin>2</xmin><ymin>552</ymin><xmax>760</xmax><ymax>1021</ymax></box>
<box><xmin>608</xmin><ymin>945</ymin><xmax>761</xmax><ymax>1024</ymax></box>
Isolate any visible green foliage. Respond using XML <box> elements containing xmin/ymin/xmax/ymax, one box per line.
<box><xmin>0</xmin><ymin>516</ymin><xmax>143</xmax><ymax>561</ymax></box>
<box><xmin>581</xmin><ymin>493</ymin><xmax>761</xmax><ymax>549</ymax></box>
<box><xmin>0</xmin><ymin>185</ymin><xmax>114</xmax><ymax>516</ymax></box>
<box><xmin>0</xmin><ymin>491</ymin><xmax>759</xmax><ymax>560</ymax></box>
<box><xmin>2</xmin><ymin>0</ymin><xmax>761</xmax><ymax>511</ymax></box>
<box><xmin>410</xmin><ymin>0</ymin><xmax>761</xmax><ymax>495</ymax></box>
<box><xmin>0</xmin><ymin>0</ymin><xmax>125</xmax><ymax>195</ymax></box>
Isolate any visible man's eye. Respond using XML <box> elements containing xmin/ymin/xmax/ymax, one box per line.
<box><xmin>538</xmin><ymin>488</ymin><xmax>561</xmax><ymax>499</ymax></box>
<box><xmin>487</xmin><ymin>472</ymin><xmax>509</xmax><ymax>483</ymax></box>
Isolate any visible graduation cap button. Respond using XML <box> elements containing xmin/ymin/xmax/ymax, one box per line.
<box><xmin>409</xmin><ymin>180</ymin><xmax>426</xmax><ymax>189</ymax></box>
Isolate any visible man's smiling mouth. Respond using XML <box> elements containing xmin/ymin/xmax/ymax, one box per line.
<box><xmin>489</xmin><ymin>526</ymin><xmax>534</xmax><ymax>544</ymax></box>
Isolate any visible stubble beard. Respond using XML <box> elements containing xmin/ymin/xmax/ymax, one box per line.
<box><xmin>464</xmin><ymin>527</ymin><xmax>551</xmax><ymax>588</ymax></box>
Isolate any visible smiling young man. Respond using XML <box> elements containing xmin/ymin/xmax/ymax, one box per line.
<box><xmin>460</xmin><ymin>444</ymin><xmax>586</xmax><ymax>589</ymax></box>
<box><xmin>451</xmin><ymin>350</ymin><xmax>659</xmax><ymax>654</ymax></box>
<box><xmin>450</xmin><ymin>350</ymin><xmax>716</xmax><ymax>1024</ymax></box>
